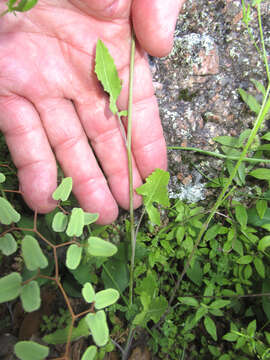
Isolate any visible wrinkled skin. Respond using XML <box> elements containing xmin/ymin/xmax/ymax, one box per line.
<box><xmin>0</xmin><ymin>0</ymin><xmax>185</xmax><ymax>224</ymax></box>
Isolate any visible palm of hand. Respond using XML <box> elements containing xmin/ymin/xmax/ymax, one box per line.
<box><xmin>0</xmin><ymin>0</ymin><xmax>169</xmax><ymax>224</ymax></box>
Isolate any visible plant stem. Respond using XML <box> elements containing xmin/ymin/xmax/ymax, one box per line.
<box><xmin>168</xmin><ymin>146</ymin><xmax>270</xmax><ymax>164</ymax></box>
<box><xmin>127</xmin><ymin>30</ymin><xmax>136</xmax><ymax>306</ymax></box>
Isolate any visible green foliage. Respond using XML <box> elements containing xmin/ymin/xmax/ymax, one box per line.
<box><xmin>95</xmin><ymin>39</ymin><xmax>122</xmax><ymax>115</ymax></box>
<box><xmin>0</xmin><ymin>196</ymin><xmax>21</xmax><ymax>224</ymax></box>
<box><xmin>14</xmin><ymin>341</ymin><xmax>49</xmax><ymax>360</ymax></box>
<box><xmin>0</xmin><ymin>272</ymin><xmax>22</xmax><ymax>303</ymax></box>
<box><xmin>52</xmin><ymin>177</ymin><xmax>72</xmax><ymax>201</ymax></box>
<box><xmin>136</xmin><ymin>169</ymin><xmax>170</xmax><ymax>225</ymax></box>
<box><xmin>85</xmin><ymin>310</ymin><xmax>109</xmax><ymax>347</ymax></box>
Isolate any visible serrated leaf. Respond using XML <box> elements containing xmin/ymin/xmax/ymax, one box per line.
<box><xmin>66</xmin><ymin>208</ymin><xmax>84</xmax><ymax>237</ymax></box>
<box><xmin>66</xmin><ymin>244</ymin><xmax>82</xmax><ymax>270</ymax></box>
<box><xmin>148</xmin><ymin>296</ymin><xmax>168</xmax><ymax>323</ymax></box>
<box><xmin>52</xmin><ymin>177</ymin><xmax>72</xmax><ymax>201</ymax></box>
<box><xmin>20</xmin><ymin>281</ymin><xmax>41</xmax><ymax>312</ymax></box>
<box><xmin>95</xmin><ymin>289</ymin><xmax>119</xmax><ymax>309</ymax></box>
<box><xmin>14</xmin><ymin>341</ymin><xmax>49</xmax><ymax>360</ymax></box>
<box><xmin>82</xmin><ymin>282</ymin><xmax>96</xmax><ymax>303</ymax></box>
<box><xmin>136</xmin><ymin>169</ymin><xmax>170</xmax><ymax>225</ymax></box>
<box><xmin>178</xmin><ymin>297</ymin><xmax>199</xmax><ymax>307</ymax></box>
<box><xmin>81</xmin><ymin>346</ymin><xmax>97</xmax><ymax>360</ymax></box>
<box><xmin>0</xmin><ymin>233</ymin><xmax>17</xmax><ymax>255</ymax></box>
<box><xmin>87</xmin><ymin>236</ymin><xmax>117</xmax><ymax>257</ymax></box>
<box><xmin>0</xmin><ymin>272</ymin><xmax>22</xmax><ymax>303</ymax></box>
<box><xmin>250</xmin><ymin>78</ymin><xmax>266</xmax><ymax>96</ymax></box>
<box><xmin>52</xmin><ymin>212</ymin><xmax>68</xmax><ymax>232</ymax></box>
<box><xmin>85</xmin><ymin>310</ymin><xmax>109</xmax><ymax>347</ymax></box>
<box><xmin>95</xmin><ymin>39</ymin><xmax>122</xmax><ymax>115</ymax></box>
<box><xmin>238</xmin><ymin>88</ymin><xmax>261</xmax><ymax>114</ymax></box>
<box><xmin>0</xmin><ymin>173</ymin><xmax>6</xmax><ymax>183</ymax></box>
<box><xmin>249</xmin><ymin>168</ymin><xmax>270</xmax><ymax>181</ymax></box>
<box><xmin>204</xmin><ymin>316</ymin><xmax>217</xmax><ymax>341</ymax></box>
<box><xmin>0</xmin><ymin>197</ymin><xmax>21</xmax><ymax>225</ymax></box>
<box><xmin>21</xmin><ymin>235</ymin><xmax>48</xmax><ymax>271</ymax></box>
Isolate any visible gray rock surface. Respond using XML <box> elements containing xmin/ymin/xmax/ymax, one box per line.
<box><xmin>151</xmin><ymin>0</ymin><xmax>270</xmax><ymax>199</ymax></box>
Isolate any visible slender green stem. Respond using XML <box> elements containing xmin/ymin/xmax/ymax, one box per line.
<box><xmin>168</xmin><ymin>146</ymin><xmax>270</xmax><ymax>164</ymax></box>
<box><xmin>257</xmin><ymin>3</ymin><xmax>270</xmax><ymax>82</ymax></box>
<box><xmin>127</xmin><ymin>30</ymin><xmax>136</xmax><ymax>306</ymax></box>
<box><xmin>0</xmin><ymin>9</ymin><xmax>9</xmax><ymax>17</ymax></box>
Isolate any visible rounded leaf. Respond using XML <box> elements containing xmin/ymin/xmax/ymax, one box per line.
<box><xmin>88</xmin><ymin>237</ymin><xmax>117</xmax><ymax>257</ymax></box>
<box><xmin>0</xmin><ymin>173</ymin><xmax>6</xmax><ymax>183</ymax></box>
<box><xmin>82</xmin><ymin>282</ymin><xmax>96</xmax><ymax>303</ymax></box>
<box><xmin>0</xmin><ymin>233</ymin><xmax>17</xmax><ymax>255</ymax></box>
<box><xmin>52</xmin><ymin>177</ymin><xmax>72</xmax><ymax>201</ymax></box>
<box><xmin>21</xmin><ymin>235</ymin><xmax>48</xmax><ymax>271</ymax></box>
<box><xmin>85</xmin><ymin>310</ymin><xmax>109</xmax><ymax>347</ymax></box>
<box><xmin>66</xmin><ymin>244</ymin><xmax>82</xmax><ymax>270</ymax></box>
<box><xmin>81</xmin><ymin>345</ymin><xmax>97</xmax><ymax>360</ymax></box>
<box><xmin>236</xmin><ymin>255</ymin><xmax>253</xmax><ymax>265</ymax></box>
<box><xmin>20</xmin><ymin>281</ymin><xmax>41</xmax><ymax>312</ymax></box>
<box><xmin>0</xmin><ymin>272</ymin><xmax>22</xmax><ymax>303</ymax></box>
<box><xmin>84</xmin><ymin>212</ymin><xmax>99</xmax><ymax>225</ymax></box>
<box><xmin>66</xmin><ymin>208</ymin><xmax>84</xmax><ymax>237</ymax></box>
<box><xmin>14</xmin><ymin>341</ymin><xmax>49</xmax><ymax>360</ymax></box>
<box><xmin>95</xmin><ymin>289</ymin><xmax>119</xmax><ymax>310</ymax></box>
<box><xmin>52</xmin><ymin>212</ymin><xmax>68</xmax><ymax>232</ymax></box>
<box><xmin>0</xmin><ymin>197</ymin><xmax>21</xmax><ymax>225</ymax></box>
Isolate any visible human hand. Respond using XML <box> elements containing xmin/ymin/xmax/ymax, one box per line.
<box><xmin>0</xmin><ymin>0</ymin><xmax>185</xmax><ymax>224</ymax></box>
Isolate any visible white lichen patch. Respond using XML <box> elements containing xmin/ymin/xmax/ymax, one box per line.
<box><xmin>168</xmin><ymin>175</ymin><xmax>206</xmax><ymax>203</ymax></box>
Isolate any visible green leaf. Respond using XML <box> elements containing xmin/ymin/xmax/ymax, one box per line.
<box><xmin>235</xmin><ymin>204</ymin><xmax>247</xmax><ymax>228</ymax></box>
<box><xmin>0</xmin><ymin>197</ymin><xmax>21</xmax><ymax>225</ymax></box>
<box><xmin>251</xmin><ymin>78</ymin><xmax>266</xmax><ymax>96</ymax></box>
<box><xmin>20</xmin><ymin>281</ymin><xmax>41</xmax><ymax>312</ymax></box>
<box><xmin>66</xmin><ymin>208</ymin><xmax>85</xmax><ymax>237</ymax></box>
<box><xmin>204</xmin><ymin>316</ymin><xmax>217</xmax><ymax>341</ymax></box>
<box><xmin>81</xmin><ymin>346</ymin><xmax>97</xmax><ymax>360</ymax></box>
<box><xmin>14</xmin><ymin>341</ymin><xmax>49</xmax><ymax>360</ymax></box>
<box><xmin>85</xmin><ymin>310</ymin><xmax>109</xmax><ymax>347</ymax></box>
<box><xmin>0</xmin><ymin>233</ymin><xmax>17</xmax><ymax>255</ymax></box>
<box><xmin>256</xmin><ymin>199</ymin><xmax>268</xmax><ymax>219</ymax></box>
<box><xmin>136</xmin><ymin>169</ymin><xmax>170</xmax><ymax>225</ymax></box>
<box><xmin>258</xmin><ymin>236</ymin><xmax>270</xmax><ymax>252</ymax></box>
<box><xmin>82</xmin><ymin>282</ymin><xmax>96</xmax><ymax>303</ymax></box>
<box><xmin>11</xmin><ymin>0</ymin><xmax>38</xmax><ymax>12</ymax></box>
<box><xmin>263</xmin><ymin>280</ymin><xmax>270</xmax><ymax>320</ymax></box>
<box><xmin>204</xmin><ymin>224</ymin><xmax>221</xmax><ymax>241</ymax></box>
<box><xmin>95</xmin><ymin>39</ymin><xmax>122</xmax><ymax>115</ymax></box>
<box><xmin>95</xmin><ymin>289</ymin><xmax>119</xmax><ymax>309</ymax></box>
<box><xmin>262</xmin><ymin>132</ymin><xmax>270</xmax><ymax>141</ymax></box>
<box><xmin>249</xmin><ymin>168</ymin><xmax>270</xmax><ymax>181</ymax></box>
<box><xmin>43</xmin><ymin>318</ymin><xmax>88</xmax><ymax>345</ymax></box>
<box><xmin>66</xmin><ymin>244</ymin><xmax>82</xmax><ymax>270</ymax></box>
<box><xmin>178</xmin><ymin>297</ymin><xmax>199</xmax><ymax>307</ymax></box>
<box><xmin>84</xmin><ymin>212</ymin><xmax>99</xmax><ymax>225</ymax></box>
<box><xmin>248</xmin><ymin>207</ymin><xmax>270</xmax><ymax>227</ymax></box>
<box><xmin>186</xmin><ymin>259</ymin><xmax>203</xmax><ymax>286</ymax></box>
<box><xmin>209</xmin><ymin>300</ymin><xmax>231</xmax><ymax>309</ymax></box>
<box><xmin>148</xmin><ymin>296</ymin><xmax>168</xmax><ymax>323</ymax></box>
<box><xmin>223</xmin><ymin>332</ymin><xmax>238</xmax><ymax>342</ymax></box>
<box><xmin>52</xmin><ymin>177</ymin><xmax>72</xmax><ymax>201</ymax></box>
<box><xmin>135</xmin><ymin>272</ymin><xmax>157</xmax><ymax>299</ymax></box>
<box><xmin>247</xmin><ymin>319</ymin><xmax>256</xmax><ymax>337</ymax></box>
<box><xmin>0</xmin><ymin>272</ymin><xmax>22</xmax><ymax>303</ymax></box>
<box><xmin>52</xmin><ymin>212</ymin><xmax>68</xmax><ymax>232</ymax></box>
<box><xmin>195</xmin><ymin>306</ymin><xmax>208</xmax><ymax>322</ymax></box>
<box><xmin>0</xmin><ymin>173</ymin><xmax>6</xmax><ymax>183</ymax></box>
<box><xmin>22</xmin><ymin>235</ymin><xmax>48</xmax><ymax>271</ymax></box>
<box><xmin>213</xmin><ymin>135</ymin><xmax>240</xmax><ymax>147</ymax></box>
<box><xmin>238</xmin><ymin>88</ymin><xmax>261</xmax><ymax>114</ymax></box>
<box><xmin>236</xmin><ymin>255</ymin><xmax>253</xmax><ymax>264</ymax></box>
<box><xmin>87</xmin><ymin>236</ymin><xmax>117</xmax><ymax>257</ymax></box>
<box><xmin>254</xmin><ymin>256</ymin><xmax>265</xmax><ymax>278</ymax></box>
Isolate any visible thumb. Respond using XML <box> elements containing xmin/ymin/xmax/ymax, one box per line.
<box><xmin>132</xmin><ymin>0</ymin><xmax>185</xmax><ymax>57</ymax></box>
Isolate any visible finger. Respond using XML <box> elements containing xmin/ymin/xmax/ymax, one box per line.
<box><xmin>36</xmin><ymin>97</ymin><xmax>120</xmax><ymax>224</ymax></box>
<box><xmin>132</xmin><ymin>0</ymin><xmax>183</xmax><ymax>57</ymax></box>
<box><xmin>74</xmin><ymin>85</ymin><xmax>143</xmax><ymax>210</ymax></box>
<box><xmin>117</xmin><ymin>47</ymin><xmax>167</xmax><ymax>178</ymax></box>
<box><xmin>0</xmin><ymin>95</ymin><xmax>57</xmax><ymax>213</ymax></box>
